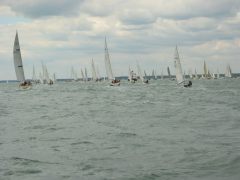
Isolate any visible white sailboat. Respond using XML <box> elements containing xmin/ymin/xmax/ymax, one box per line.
<box><xmin>194</xmin><ymin>68</ymin><xmax>198</xmax><ymax>79</ymax></box>
<box><xmin>53</xmin><ymin>73</ymin><xmax>56</xmax><ymax>83</ymax></box>
<box><xmin>128</xmin><ymin>66</ymin><xmax>133</xmax><ymax>83</ymax></box>
<box><xmin>203</xmin><ymin>61</ymin><xmax>211</xmax><ymax>79</ymax></box>
<box><xmin>174</xmin><ymin>46</ymin><xmax>192</xmax><ymax>87</ymax></box>
<box><xmin>217</xmin><ymin>68</ymin><xmax>220</xmax><ymax>79</ymax></box>
<box><xmin>13</xmin><ymin>31</ymin><xmax>32</xmax><ymax>89</ymax></box>
<box><xmin>80</xmin><ymin>68</ymin><xmax>85</xmax><ymax>82</ymax></box>
<box><xmin>225</xmin><ymin>64</ymin><xmax>232</xmax><ymax>78</ymax></box>
<box><xmin>137</xmin><ymin>61</ymin><xmax>148</xmax><ymax>84</ymax></box>
<box><xmin>84</xmin><ymin>67</ymin><xmax>88</xmax><ymax>82</ymax></box>
<box><xmin>70</xmin><ymin>66</ymin><xmax>78</xmax><ymax>81</ymax></box>
<box><xmin>128</xmin><ymin>66</ymin><xmax>137</xmax><ymax>83</ymax></box>
<box><xmin>91</xmin><ymin>59</ymin><xmax>98</xmax><ymax>81</ymax></box>
<box><xmin>161</xmin><ymin>70</ymin><xmax>164</xmax><ymax>80</ymax></box>
<box><xmin>96</xmin><ymin>65</ymin><xmax>101</xmax><ymax>81</ymax></box>
<box><xmin>43</xmin><ymin>63</ymin><xmax>53</xmax><ymax>84</ymax></box>
<box><xmin>167</xmin><ymin>66</ymin><xmax>171</xmax><ymax>78</ymax></box>
<box><xmin>32</xmin><ymin>65</ymin><xmax>38</xmax><ymax>83</ymax></box>
<box><xmin>104</xmin><ymin>37</ymin><xmax>120</xmax><ymax>86</ymax></box>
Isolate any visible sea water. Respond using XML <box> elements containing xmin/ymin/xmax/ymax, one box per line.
<box><xmin>0</xmin><ymin>79</ymin><xmax>240</xmax><ymax>180</ymax></box>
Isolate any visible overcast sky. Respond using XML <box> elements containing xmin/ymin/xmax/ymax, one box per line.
<box><xmin>0</xmin><ymin>0</ymin><xmax>240</xmax><ymax>80</ymax></box>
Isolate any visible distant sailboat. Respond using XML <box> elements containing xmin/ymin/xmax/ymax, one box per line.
<box><xmin>194</xmin><ymin>68</ymin><xmax>198</xmax><ymax>79</ymax></box>
<box><xmin>13</xmin><ymin>31</ymin><xmax>32</xmax><ymax>89</ymax></box>
<box><xmin>32</xmin><ymin>65</ymin><xmax>38</xmax><ymax>83</ymax></box>
<box><xmin>161</xmin><ymin>70</ymin><xmax>164</xmax><ymax>80</ymax></box>
<box><xmin>152</xmin><ymin>69</ymin><xmax>157</xmax><ymax>80</ymax></box>
<box><xmin>70</xmin><ymin>66</ymin><xmax>78</xmax><ymax>81</ymax></box>
<box><xmin>104</xmin><ymin>37</ymin><xmax>120</xmax><ymax>86</ymax></box>
<box><xmin>42</xmin><ymin>63</ymin><xmax>53</xmax><ymax>84</ymax></box>
<box><xmin>137</xmin><ymin>61</ymin><xmax>148</xmax><ymax>84</ymax></box>
<box><xmin>167</xmin><ymin>66</ymin><xmax>171</xmax><ymax>78</ymax></box>
<box><xmin>128</xmin><ymin>66</ymin><xmax>137</xmax><ymax>83</ymax></box>
<box><xmin>225</xmin><ymin>64</ymin><xmax>232</xmax><ymax>78</ymax></box>
<box><xmin>80</xmin><ymin>68</ymin><xmax>85</xmax><ymax>82</ymax></box>
<box><xmin>91</xmin><ymin>59</ymin><xmax>98</xmax><ymax>81</ymax></box>
<box><xmin>53</xmin><ymin>73</ymin><xmax>56</xmax><ymax>83</ymax></box>
<box><xmin>217</xmin><ymin>68</ymin><xmax>220</xmax><ymax>79</ymax></box>
<box><xmin>84</xmin><ymin>67</ymin><xmax>88</xmax><ymax>82</ymax></box>
<box><xmin>203</xmin><ymin>61</ymin><xmax>211</xmax><ymax>79</ymax></box>
<box><xmin>174</xmin><ymin>46</ymin><xmax>192</xmax><ymax>87</ymax></box>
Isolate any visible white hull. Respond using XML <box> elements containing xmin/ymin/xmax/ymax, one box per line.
<box><xmin>110</xmin><ymin>82</ymin><xmax>120</xmax><ymax>86</ymax></box>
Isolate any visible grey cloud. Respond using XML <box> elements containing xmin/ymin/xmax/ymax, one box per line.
<box><xmin>1</xmin><ymin>0</ymin><xmax>85</xmax><ymax>18</ymax></box>
<box><xmin>162</xmin><ymin>0</ymin><xmax>240</xmax><ymax>19</ymax></box>
<box><xmin>120</xmin><ymin>10</ymin><xmax>156</xmax><ymax>25</ymax></box>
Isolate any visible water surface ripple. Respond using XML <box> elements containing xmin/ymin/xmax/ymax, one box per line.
<box><xmin>0</xmin><ymin>79</ymin><xmax>240</xmax><ymax>180</ymax></box>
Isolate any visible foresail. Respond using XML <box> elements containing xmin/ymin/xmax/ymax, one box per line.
<box><xmin>13</xmin><ymin>32</ymin><xmax>25</xmax><ymax>81</ymax></box>
<box><xmin>174</xmin><ymin>46</ymin><xmax>184</xmax><ymax>84</ymax></box>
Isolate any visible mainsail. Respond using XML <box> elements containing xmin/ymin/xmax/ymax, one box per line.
<box><xmin>174</xmin><ymin>46</ymin><xmax>184</xmax><ymax>84</ymax></box>
<box><xmin>13</xmin><ymin>32</ymin><xmax>25</xmax><ymax>82</ymax></box>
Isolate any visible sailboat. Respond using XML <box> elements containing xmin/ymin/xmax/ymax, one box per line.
<box><xmin>174</xmin><ymin>46</ymin><xmax>192</xmax><ymax>87</ymax></box>
<box><xmin>70</xmin><ymin>66</ymin><xmax>78</xmax><ymax>81</ymax></box>
<box><xmin>80</xmin><ymin>68</ymin><xmax>85</xmax><ymax>82</ymax></box>
<box><xmin>167</xmin><ymin>66</ymin><xmax>171</xmax><ymax>78</ymax></box>
<box><xmin>42</xmin><ymin>63</ymin><xmax>53</xmax><ymax>84</ymax></box>
<box><xmin>84</xmin><ymin>67</ymin><xmax>88</xmax><ymax>82</ymax></box>
<box><xmin>203</xmin><ymin>61</ymin><xmax>211</xmax><ymax>79</ymax></box>
<box><xmin>128</xmin><ymin>66</ymin><xmax>137</xmax><ymax>83</ymax></box>
<box><xmin>137</xmin><ymin>61</ymin><xmax>149</xmax><ymax>84</ymax></box>
<box><xmin>91</xmin><ymin>59</ymin><xmax>98</xmax><ymax>82</ymax></box>
<box><xmin>225</xmin><ymin>64</ymin><xmax>232</xmax><ymax>78</ymax></box>
<box><xmin>13</xmin><ymin>31</ymin><xmax>32</xmax><ymax>89</ymax></box>
<box><xmin>194</xmin><ymin>68</ymin><xmax>198</xmax><ymax>79</ymax></box>
<box><xmin>32</xmin><ymin>65</ymin><xmax>39</xmax><ymax>83</ymax></box>
<box><xmin>104</xmin><ymin>37</ymin><xmax>120</xmax><ymax>86</ymax></box>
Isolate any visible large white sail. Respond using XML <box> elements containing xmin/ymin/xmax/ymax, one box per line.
<box><xmin>13</xmin><ymin>32</ymin><xmax>25</xmax><ymax>82</ymax></box>
<box><xmin>104</xmin><ymin>37</ymin><xmax>114</xmax><ymax>80</ymax></box>
<box><xmin>174</xmin><ymin>46</ymin><xmax>184</xmax><ymax>84</ymax></box>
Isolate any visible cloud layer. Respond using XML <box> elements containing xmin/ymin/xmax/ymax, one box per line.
<box><xmin>0</xmin><ymin>0</ymin><xmax>240</xmax><ymax>80</ymax></box>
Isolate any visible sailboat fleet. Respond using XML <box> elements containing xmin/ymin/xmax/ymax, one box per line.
<box><xmin>12</xmin><ymin>31</ymin><xmax>235</xmax><ymax>89</ymax></box>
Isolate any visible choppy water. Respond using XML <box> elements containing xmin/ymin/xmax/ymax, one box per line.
<box><xmin>0</xmin><ymin>79</ymin><xmax>240</xmax><ymax>180</ymax></box>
